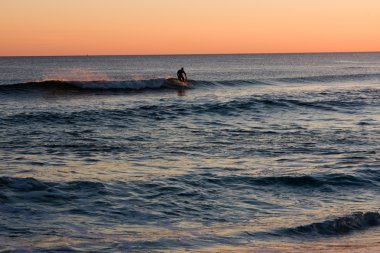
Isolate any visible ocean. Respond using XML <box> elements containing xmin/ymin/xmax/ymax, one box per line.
<box><xmin>0</xmin><ymin>53</ymin><xmax>379</xmax><ymax>252</ymax></box>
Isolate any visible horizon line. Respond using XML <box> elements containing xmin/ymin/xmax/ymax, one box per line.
<box><xmin>0</xmin><ymin>50</ymin><xmax>380</xmax><ymax>58</ymax></box>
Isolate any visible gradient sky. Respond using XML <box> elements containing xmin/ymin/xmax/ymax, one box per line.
<box><xmin>1</xmin><ymin>0</ymin><xmax>379</xmax><ymax>56</ymax></box>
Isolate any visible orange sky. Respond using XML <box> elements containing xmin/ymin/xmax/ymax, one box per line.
<box><xmin>1</xmin><ymin>0</ymin><xmax>379</xmax><ymax>56</ymax></box>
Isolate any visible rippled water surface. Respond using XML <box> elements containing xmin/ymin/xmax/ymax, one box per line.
<box><xmin>0</xmin><ymin>53</ymin><xmax>380</xmax><ymax>252</ymax></box>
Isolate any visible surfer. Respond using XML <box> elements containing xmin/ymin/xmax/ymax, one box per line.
<box><xmin>177</xmin><ymin>68</ymin><xmax>187</xmax><ymax>82</ymax></box>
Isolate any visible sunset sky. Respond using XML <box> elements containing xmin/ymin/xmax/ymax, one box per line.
<box><xmin>1</xmin><ymin>0</ymin><xmax>379</xmax><ymax>56</ymax></box>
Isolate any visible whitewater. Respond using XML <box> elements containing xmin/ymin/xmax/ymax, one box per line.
<box><xmin>0</xmin><ymin>53</ymin><xmax>379</xmax><ymax>252</ymax></box>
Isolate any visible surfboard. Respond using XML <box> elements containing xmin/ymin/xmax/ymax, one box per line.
<box><xmin>165</xmin><ymin>78</ymin><xmax>191</xmax><ymax>88</ymax></box>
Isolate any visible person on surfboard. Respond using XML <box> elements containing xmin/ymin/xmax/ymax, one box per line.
<box><xmin>177</xmin><ymin>68</ymin><xmax>187</xmax><ymax>82</ymax></box>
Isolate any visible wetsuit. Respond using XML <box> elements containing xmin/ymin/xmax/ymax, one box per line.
<box><xmin>177</xmin><ymin>69</ymin><xmax>186</xmax><ymax>82</ymax></box>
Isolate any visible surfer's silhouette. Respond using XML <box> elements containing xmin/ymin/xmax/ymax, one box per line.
<box><xmin>177</xmin><ymin>68</ymin><xmax>187</xmax><ymax>82</ymax></box>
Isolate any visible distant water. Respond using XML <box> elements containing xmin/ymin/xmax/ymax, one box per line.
<box><xmin>0</xmin><ymin>53</ymin><xmax>380</xmax><ymax>252</ymax></box>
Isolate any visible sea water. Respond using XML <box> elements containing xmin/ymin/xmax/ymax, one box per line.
<box><xmin>0</xmin><ymin>53</ymin><xmax>379</xmax><ymax>252</ymax></box>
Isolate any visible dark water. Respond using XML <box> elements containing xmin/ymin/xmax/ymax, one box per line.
<box><xmin>0</xmin><ymin>53</ymin><xmax>380</xmax><ymax>252</ymax></box>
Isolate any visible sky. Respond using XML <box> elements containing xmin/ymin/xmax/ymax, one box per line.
<box><xmin>1</xmin><ymin>0</ymin><xmax>379</xmax><ymax>56</ymax></box>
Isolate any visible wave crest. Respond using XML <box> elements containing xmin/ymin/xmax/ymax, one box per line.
<box><xmin>280</xmin><ymin>212</ymin><xmax>380</xmax><ymax>236</ymax></box>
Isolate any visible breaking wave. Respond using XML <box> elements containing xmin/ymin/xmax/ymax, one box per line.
<box><xmin>0</xmin><ymin>72</ymin><xmax>379</xmax><ymax>94</ymax></box>
<box><xmin>0</xmin><ymin>79</ymin><xmax>169</xmax><ymax>92</ymax></box>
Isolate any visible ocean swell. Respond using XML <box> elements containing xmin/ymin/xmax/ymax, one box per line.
<box><xmin>2</xmin><ymin>87</ymin><xmax>379</xmax><ymax>127</ymax></box>
<box><xmin>275</xmin><ymin>72</ymin><xmax>380</xmax><ymax>84</ymax></box>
